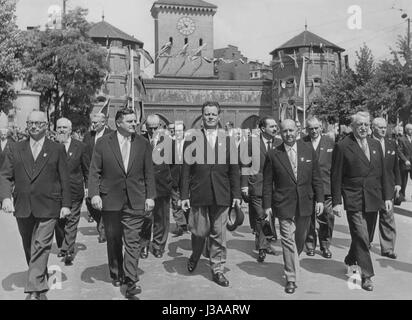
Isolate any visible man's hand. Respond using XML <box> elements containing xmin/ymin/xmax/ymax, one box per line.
<box><xmin>385</xmin><ymin>200</ymin><xmax>393</xmax><ymax>212</ymax></box>
<box><xmin>145</xmin><ymin>199</ymin><xmax>155</xmax><ymax>212</ymax></box>
<box><xmin>315</xmin><ymin>202</ymin><xmax>324</xmax><ymax>216</ymax></box>
<box><xmin>1</xmin><ymin>198</ymin><xmax>14</xmax><ymax>213</ymax></box>
<box><xmin>406</xmin><ymin>160</ymin><xmax>411</xmax><ymax>167</ymax></box>
<box><xmin>232</xmin><ymin>198</ymin><xmax>241</xmax><ymax>208</ymax></box>
<box><xmin>84</xmin><ymin>188</ymin><xmax>88</xmax><ymax>198</ymax></box>
<box><xmin>264</xmin><ymin>208</ymin><xmax>272</xmax><ymax>222</ymax></box>
<box><xmin>91</xmin><ymin>195</ymin><xmax>103</xmax><ymax>211</ymax></box>
<box><xmin>60</xmin><ymin>207</ymin><xmax>71</xmax><ymax>219</ymax></box>
<box><xmin>177</xmin><ymin>199</ymin><xmax>182</xmax><ymax>208</ymax></box>
<box><xmin>394</xmin><ymin>185</ymin><xmax>401</xmax><ymax>197</ymax></box>
<box><xmin>181</xmin><ymin>199</ymin><xmax>191</xmax><ymax>211</ymax></box>
<box><xmin>332</xmin><ymin>204</ymin><xmax>342</xmax><ymax>217</ymax></box>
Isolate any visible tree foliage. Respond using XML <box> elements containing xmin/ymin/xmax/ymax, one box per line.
<box><xmin>23</xmin><ymin>7</ymin><xmax>109</xmax><ymax>129</ymax></box>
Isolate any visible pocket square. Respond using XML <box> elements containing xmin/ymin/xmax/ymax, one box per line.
<box><xmin>301</xmin><ymin>157</ymin><xmax>305</xmax><ymax>162</ymax></box>
<box><xmin>69</xmin><ymin>152</ymin><xmax>73</xmax><ymax>157</ymax></box>
<box><xmin>306</xmin><ymin>159</ymin><xmax>311</xmax><ymax>162</ymax></box>
<box><xmin>372</xmin><ymin>150</ymin><xmax>376</xmax><ymax>154</ymax></box>
<box><xmin>43</xmin><ymin>153</ymin><xmax>47</xmax><ymax>157</ymax></box>
<box><xmin>327</xmin><ymin>148</ymin><xmax>333</xmax><ymax>152</ymax></box>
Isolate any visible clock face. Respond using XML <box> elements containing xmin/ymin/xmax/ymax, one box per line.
<box><xmin>177</xmin><ymin>17</ymin><xmax>196</xmax><ymax>36</ymax></box>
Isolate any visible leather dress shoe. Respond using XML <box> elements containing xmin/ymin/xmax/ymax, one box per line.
<box><xmin>25</xmin><ymin>292</ymin><xmax>41</xmax><ymax>300</ymax></box>
<box><xmin>382</xmin><ymin>252</ymin><xmax>397</xmax><ymax>259</ymax></box>
<box><xmin>140</xmin><ymin>247</ymin><xmax>149</xmax><ymax>259</ymax></box>
<box><xmin>187</xmin><ymin>256</ymin><xmax>198</xmax><ymax>273</ymax></box>
<box><xmin>265</xmin><ymin>247</ymin><xmax>277</xmax><ymax>255</ymax></box>
<box><xmin>57</xmin><ymin>250</ymin><xmax>65</xmax><ymax>258</ymax></box>
<box><xmin>212</xmin><ymin>272</ymin><xmax>229</xmax><ymax>287</ymax></box>
<box><xmin>153</xmin><ymin>249</ymin><xmax>163</xmax><ymax>258</ymax></box>
<box><xmin>361</xmin><ymin>277</ymin><xmax>374</xmax><ymax>291</ymax></box>
<box><xmin>112</xmin><ymin>278</ymin><xmax>123</xmax><ymax>287</ymax></box>
<box><xmin>285</xmin><ymin>281</ymin><xmax>296</xmax><ymax>294</ymax></box>
<box><xmin>344</xmin><ymin>255</ymin><xmax>356</xmax><ymax>266</ymax></box>
<box><xmin>306</xmin><ymin>249</ymin><xmax>315</xmax><ymax>256</ymax></box>
<box><xmin>98</xmin><ymin>235</ymin><xmax>106</xmax><ymax>243</ymax></box>
<box><xmin>321</xmin><ymin>248</ymin><xmax>332</xmax><ymax>259</ymax></box>
<box><xmin>257</xmin><ymin>249</ymin><xmax>266</xmax><ymax>263</ymax></box>
<box><xmin>125</xmin><ymin>282</ymin><xmax>142</xmax><ymax>298</ymax></box>
<box><xmin>64</xmin><ymin>253</ymin><xmax>74</xmax><ymax>266</ymax></box>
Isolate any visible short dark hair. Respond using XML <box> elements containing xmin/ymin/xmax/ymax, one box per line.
<box><xmin>258</xmin><ymin>116</ymin><xmax>275</xmax><ymax>129</ymax></box>
<box><xmin>201</xmin><ymin>101</ymin><xmax>221</xmax><ymax>115</ymax></box>
<box><xmin>115</xmin><ymin>108</ymin><xmax>135</xmax><ymax>122</ymax></box>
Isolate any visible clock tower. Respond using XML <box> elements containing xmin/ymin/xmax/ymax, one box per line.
<box><xmin>151</xmin><ymin>0</ymin><xmax>217</xmax><ymax>78</ymax></box>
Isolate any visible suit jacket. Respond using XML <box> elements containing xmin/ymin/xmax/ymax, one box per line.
<box><xmin>181</xmin><ymin>130</ymin><xmax>241</xmax><ymax>207</ymax></box>
<box><xmin>142</xmin><ymin>133</ymin><xmax>173</xmax><ymax>198</ymax></box>
<box><xmin>88</xmin><ymin>131</ymin><xmax>156</xmax><ymax>211</ymax></box>
<box><xmin>303</xmin><ymin>135</ymin><xmax>335</xmax><ymax>195</ymax></box>
<box><xmin>65</xmin><ymin>139</ymin><xmax>90</xmax><ymax>201</ymax></box>
<box><xmin>0</xmin><ymin>138</ymin><xmax>71</xmax><ymax>218</ymax></box>
<box><xmin>262</xmin><ymin>140</ymin><xmax>324</xmax><ymax>219</ymax></box>
<box><xmin>83</xmin><ymin>127</ymin><xmax>113</xmax><ymax>164</ymax></box>
<box><xmin>397</xmin><ymin>135</ymin><xmax>412</xmax><ymax>171</ymax></box>
<box><xmin>377</xmin><ymin>137</ymin><xmax>401</xmax><ymax>192</ymax></box>
<box><xmin>331</xmin><ymin>133</ymin><xmax>392</xmax><ymax>212</ymax></box>
<box><xmin>241</xmin><ymin>135</ymin><xmax>282</xmax><ymax>197</ymax></box>
<box><xmin>0</xmin><ymin>138</ymin><xmax>14</xmax><ymax>168</ymax></box>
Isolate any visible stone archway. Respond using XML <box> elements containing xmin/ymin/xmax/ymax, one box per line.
<box><xmin>241</xmin><ymin>115</ymin><xmax>260</xmax><ymax>130</ymax></box>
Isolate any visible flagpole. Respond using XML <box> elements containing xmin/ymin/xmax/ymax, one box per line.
<box><xmin>131</xmin><ymin>46</ymin><xmax>135</xmax><ymax>112</ymax></box>
<box><xmin>303</xmin><ymin>56</ymin><xmax>306</xmax><ymax>127</ymax></box>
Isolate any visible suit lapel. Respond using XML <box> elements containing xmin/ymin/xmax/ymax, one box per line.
<box><xmin>67</xmin><ymin>140</ymin><xmax>76</xmax><ymax>161</ymax></box>
<box><xmin>348</xmin><ymin>134</ymin><xmax>370</xmax><ymax>167</ymax></box>
<box><xmin>19</xmin><ymin>140</ymin><xmax>34</xmax><ymax>179</ymax></box>
<box><xmin>108</xmin><ymin>132</ymin><xmax>126</xmax><ymax>173</ymax></box>
<box><xmin>276</xmin><ymin>144</ymin><xmax>297</xmax><ymax>183</ymax></box>
<box><xmin>32</xmin><ymin>139</ymin><xmax>52</xmax><ymax>181</ymax></box>
<box><xmin>127</xmin><ymin>134</ymin><xmax>137</xmax><ymax>173</ymax></box>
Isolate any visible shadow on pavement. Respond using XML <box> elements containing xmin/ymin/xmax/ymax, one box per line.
<box><xmin>300</xmin><ymin>258</ymin><xmax>347</xmax><ymax>281</ymax></box>
<box><xmin>237</xmin><ymin>261</ymin><xmax>285</xmax><ymax>286</ymax></box>
<box><xmin>376</xmin><ymin>258</ymin><xmax>412</xmax><ymax>273</ymax></box>
<box><xmin>394</xmin><ymin>206</ymin><xmax>412</xmax><ymax>218</ymax></box>
<box><xmin>51</xmin><ymin>242</ymin><xmax>87</xmax><ymax>255</ymax></box>
<box><xmin>333</xmin><ymin>224</ymin><xmax>351</xmax><ymax>235</ymax></box>
<box><xmin>2</xmin><ymin>271</ymin><xmax>26</xmax><ymax>291</ymax></box>
<box><xmin>167</xmin><ymin>238</ymin><xmax>192</xmax><ymax>258</ymax></box>
<box><xmin>81</xmin><ymin>264</ymin><xmax>112</xmax><ymax>284</ymax></box>
<box><xmin>78</xmin><ymin>226</ymin><xmax>99</xmax><ymax>237</ymax></box>
<box><xmin>227</xmin><ymin>239</ymin><xmax>282</xmax><ymax>260</ymax></box>
<box><xmin>330</xmin><ymin>237</ymin><xmax>351</xmax><ymax>250</ymax></box>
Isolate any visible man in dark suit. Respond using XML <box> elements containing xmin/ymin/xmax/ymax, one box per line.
<box><xmin>182</xmin><ymin>101</ymin><xmax>241</xmax><ymax>287</ymax></box>
<box><xmin>369</xmin><ymin>117</ymin><xmax>400</xmax><ymax>259</ymax></box>
<box><xmin>0</xmin><ymin>127</ymin><xmax>14</xmax><ymax>167</ymax></box>
<box><xmin>241</xmin><ymin>116</ymin><xmax>282</xmax><ymax>263</ymax></box>
<box><xmin>303</xmin><ymin>117</ymin><xmax>336</xmax><ymax>259</ymax></box>
<box><xmin>88</xmin><ymin>108</ymin><xmax>156</xmax><ymax>298</ymax></box>
<box><xmin>331</xmin><ymin>111</ymin><xmax>392</xmax><ymax>292</ymax></box>
<box><xmin>54</xmin><ymin>118</ymin><xmax>90</xmax><ymax>265</ymax></box>
<box><xmin>397</xmin><ymin>123</ymin><xmax>412</xmax><ymax>198</ymax></box>
<box><xmin>83</xmin><ymin>112</ymin><xmax>112</xmax><ymax>241</ymax></box>
<box><xmin>263</xmin><ymin>119</ymin><xmax>324</xmax><ymax>294</ymax></box>
<box><xmin>0</xmin><ymin>111</ymin><xmax>71</xmax><ymax>300</ymax></box>
<box><xmin>139</xmin><ymin>114</ymin><xmax>173</xmax><ymax>259</ymax></box>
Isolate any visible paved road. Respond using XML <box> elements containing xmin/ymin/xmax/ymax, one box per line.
<box><xmin>1</xmin><ymin>190</ymin><xmax>412</xmax><ymax>300</ymax></box>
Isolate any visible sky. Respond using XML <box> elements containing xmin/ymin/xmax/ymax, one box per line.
<box><xmin>15</xmin><ymin>0</ymin><xmax>412</xmax><ymax>76</ymax></box>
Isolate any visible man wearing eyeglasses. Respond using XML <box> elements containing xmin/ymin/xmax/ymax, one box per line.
<box><xmin>303</xmin><ymin>117</ymin><xmax>336</xmax><ymax>259</ymax></box>
<box><xmin>0</xmin><ymin>111</ymin><xmax>71</xmax><ymax>300</ymax></box>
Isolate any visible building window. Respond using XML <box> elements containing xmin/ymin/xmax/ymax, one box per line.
<box><xmin>199</xmin><ymin>38</ymin><xmax>203</xmax><ymax>46</ymax></box>
<box><xmin>184</xmin><ymin>37</ymin><xmax>188</xmax><ymax>45</ymax></box>
<box><xmin>169</xmin><ymin>37</ymin><xmax>173</xmax><ymax>44</ymax></box>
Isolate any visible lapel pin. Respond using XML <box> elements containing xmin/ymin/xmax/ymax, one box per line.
<box><xmin>43</xmin><ymin>153</ymin><xmax>47</xmax><ymax>157</ymax></box>
<box><xmin>373</xmin><ymin>150</ymin><xmax>376</xmax><ymax>154</ymax></box>
<box><xmin>69</xmin><ymin>152</ymin><xmax>73</xmax><ymax>157</ymax></box>
<box><xmin>301</xmin><ymin>157</ymin><xmax>305</xmax><ymax>162</ymax></box>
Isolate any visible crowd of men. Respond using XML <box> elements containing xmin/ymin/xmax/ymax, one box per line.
<box><xmin>0</xmin><ymin>103</ymin><xmax>408</xmax><ymax>299</ymax></box>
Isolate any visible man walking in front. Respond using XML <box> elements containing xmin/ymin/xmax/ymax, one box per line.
<box><xmin>181</xmin><ymin>101</ymin><xmax>241</xmax><ymax>287</ymax></box>
<box><xmin>331</xmin><ymin>111</ymin><xmax>392</xmax><ymax>291</ymax></box>
<box><xmin>0</xmin><ymin>111</ymin><xmax>71</xmax><ymax>300</ymax></box>
<box><xmin>88</xmin><ymin>108</ymin><xmax>156</xmax><ymax>298</ymax></box>
<box><xmin>263</xmin><ymin>119</ymin><xmax>324</xmax><ymax>294</ymax></box>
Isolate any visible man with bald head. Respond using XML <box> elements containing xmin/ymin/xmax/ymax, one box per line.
<box><xmin>83</xmin><ymin>112</ymin><xmax>112</xmax><ymax>241</ymax></box>
<box><xmin>54</xmin><ymin>117</ymin><xmax>90</xmax><ymax>265</ymax></box>
<box><xmin>263</xmin><ymin>119</ymin><xmax>324</xmax><ymax>294</ymax></box>
<box><xmin>0</xmin><ymin>111</ymin><xmax>71</xmax><ymax>300</ymax></box>
<box><xmin>370</xmin><ymin>117</ymin><xmax>400</xmax><ymax>259</ymax></box>
<box><xmin>397</xmin><ymin>123</ymin><xmax>412</xmax><ymax>199</ymax></box>
<box><xmin>331</xmin><ymin>111</ymin><xmax>392</xmax><ymax>291</ymax></box>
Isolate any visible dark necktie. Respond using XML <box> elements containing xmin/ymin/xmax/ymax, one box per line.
<box><xmin>267</xmin><ymin>140</ymin><xmax>272</xmax><ymax>152</ymax></box>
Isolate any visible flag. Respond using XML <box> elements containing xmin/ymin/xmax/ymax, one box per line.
<box><xmin>134</xmin><ymin>75</ymin><xmax>147</xmax><ymax>96</ymax></box>
<box><xmin>156</xmin><ymin>41</ymin><xmax>172</xmax><ymax>60</ymax></box>
<box><xmin>137</xmin><ymin>48</ymin><xmax>154</xmax><ymax>65</ymax></box>
<box><xmin>136</xmin><ymin>101</ymin><xmax>144</xmax><ymax>124</ymax></box>
<box><xmin>298</xmin><ymin>56</ymin><xmax>306</xmax><ymax>98</ymax></box>
<box><xmin>238</xmin><ymin>58</ymin><xmax>246</xmax><ymax>64</ymax></box>
<box><xmin>278</xmin><ymin>51</ymin><xmax>284</xmax><ymax>69</ymax></box>
<box><xmin>99</xmin><ymin>98</ymin><xmax>110</xmax><ymax>117</ymax></box>
<box><xmin>278</xmin><ymin>79</ymin><xmax>282</xmax><ymax>96</ymax></box>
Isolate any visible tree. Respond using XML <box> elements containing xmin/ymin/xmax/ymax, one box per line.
<box><xmin>0</xmin><ymin>0</ymin><xmax>25</xmax><ymax>113</ymax></box>
<box><xmin>23</xmin><ymin>7</ymin><xmax>109</xmax><ymax>128</ymax></box>
<box><xmin>355</xmin><ymin>43</ymin><xmax>375</xmax><ymax>86</ymax></box>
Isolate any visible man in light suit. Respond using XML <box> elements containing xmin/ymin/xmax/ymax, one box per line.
<box><xmin>263</xmin><ymin>119</ymin><xmax>324</xmax><ymax>294</ymax></box>
<box><xmin>54</xmin><ymin>118</ymin><xmax>90</xmax><ymax>265</ymax></box>
<box><xmin>182</xmin><ymin>101</ymin><xmax>241</xmax><ymax>287</ymax></box>
<box><xmin>83</xmin><ymin>112</ymin><xmax>112</xmax><ymax>241</ymax></box>
<box><xmin>369</xmin><ymin>117</ymin><xmax>400</xmax><ymax>259</ymax></box>
<box><xmin>88</xmin><ymin>108</ymin><xmax>156</xmax><ymax>298</ymax></box>
<box><xmin>397</xmin><ymin>123</ymin><xmax>412</xmax><ymax>198</ymax></box>
<box><xmin>139</xmin><ymin>114</ymin><xmax>173</xmax><ymax>259</ymax></box>
<box><xmin>241</xmin><ymin>116</ymin><xmax>282</xmax><ymax>263</ymax></box>
<box><xmin>303</xmin><ymin>117</ymin><xmax>336</xmax><ymax>259</ymax></box>
<box><xmin>331</xmin><ymin>111</ymin><xmax>392</xmax><ymax>292</ymax></box>
<box><xmin>0</xmin><ymin>111</ymin><xmax>71</xmax><ymax>300</ymax></box>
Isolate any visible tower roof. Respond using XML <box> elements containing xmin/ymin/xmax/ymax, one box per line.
<box><xmin>152</xmin><ymin>0</ymin><xmax>217</xmax><ymax>9</ymax></box>
<box><xmin>88</xmin><ymin>20</ymin><xmax>143</xmax><ymax>46</ymax></box>
<box><xmin>270</xmin><ymin>30</ymin><xmax>344</xmax><ymax>55</ymax></box>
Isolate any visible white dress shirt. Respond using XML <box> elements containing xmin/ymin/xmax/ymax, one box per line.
<box><xmin>284</xmin><ymin>143</ymin><xmax>298</xmax><ymax>178</ymax></box>
<box><xmin>311</xmin><ymin>135</ymin><xmax>321</xmax><ymax>151</ymax></box>
<box><xmin>355</xmin><ymin>136</ymin><xmax>370</xmax><ymax>161</ymax></box>
<box><xmin>373</xmin><ymin>135</ymin><xmax>385</xmax><ymax>156</ymax></box>
<box><xmin>64</xmin><ymin>137</ymin><xmax>72</xmax><ymax>153</ymax></box>
<box><xmin>95</xmin><ymin>128</ymin><xmax>105</xmax><ymax>144</ymax></box>
<box><xmin>117</xmin><ymin>132</ymin><xmax>131</xmax><ymax>170</ymax></box>
<box><xmin>205</xmin><ymin>129</ymin><xmax>218</xmax><ymax>147</ymax></box>
<box><xmin>30</xmin><ymin>136</ymin><xmax>46</xmax><ymax>160</ymax></box>
<box><xmin>0</xmin><ymin>139</ymin><xmax>7</xmax><ymax>152</ymax></box>
<box><xmin>261</xmin><ymin>136</ymin><xmax>273</xmax><ymax>152</ymax></box>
